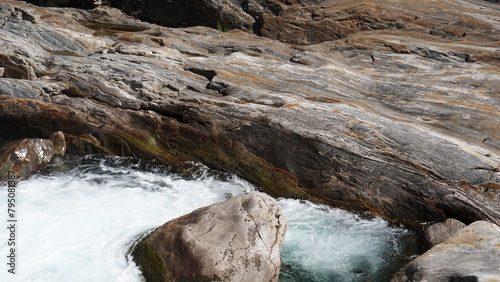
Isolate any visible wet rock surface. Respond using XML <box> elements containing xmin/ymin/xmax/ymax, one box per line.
<box><xmin>0</xmin><ymin>131</ymin><xmax>66</xmax><ymax>183</ymax></box>
<box><xmin>107</xmin><ymin>0</ymin><xmax>500</xmax><ymax>45</ymax></box>
<box><xmin>0</xmin><ymin>0</ymin><xmax>498</xmax><ymax>226</ymax></box>
<box><xmin>391</xmin><ymin>221</ymin><xmax>500</xmax><ymax>282</ymax></box>
<box><xmin>132</xmin><ymin>192</ymin><xmax>287</xmax><ymax>282</ymax></box>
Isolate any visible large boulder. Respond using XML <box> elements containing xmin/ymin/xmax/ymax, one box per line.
<box><xmin>391</xmin><ymin>221</ymin><xmax>500</xmax><ymax>281</ymax></box>
<box><xmin>132</xmin><ymin>192</ymin><xmax>287</xmax><ymax>282</ymax></box>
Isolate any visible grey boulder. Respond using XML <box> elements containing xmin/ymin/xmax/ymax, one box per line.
<box><xmin>132</xmin><ymin>192</ymin><xmax>287</xmax><ymax>282</ymax></box>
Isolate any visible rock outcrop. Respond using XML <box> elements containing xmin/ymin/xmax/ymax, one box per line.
<box><xmin>109</xmin><ymin>0</ymin><xmax>259</xmax><ymax>32</ymax></box>
<box><xmin>423</xmin><ymin>218</ymin><xmax>467</xmax><ymax>248</ymax></box>
<box><xmin>0</xmin><ymin>131</ymin><xmax>66</xmax><ymax>183</ymax></box>
<box><xmin>105</xmin><ymin>0</ymin><xmax>500</xmax><ymax>45</ymax></box>
<box><xmin>0</xmin><ymin>0</ymin><xmax>498</xmax><ymax>226</ymax></box>
<box><xmin>391</xmin><ymin>221</ymin><xmax>500</xmax><ymax>282</ymax></box>
<box><xmin>132</xmin><ymin>192</ymin><xmax>287</xmax><ymax>282</ymax></box>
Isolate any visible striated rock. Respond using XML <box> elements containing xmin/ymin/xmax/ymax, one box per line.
<box><xmin>0</xmin><ymin>0</ymin><xmax>498</xmax><ymax>226</ymax></box>
<box><xmin>132</xmin><ymin>192</ymin><xmax>287</xmax><ymax>282</ymax></box>
<box><xmin>0</xmin><ymin>131</ymin><xmax>66</xmax><ymax>183</ymax></box>
<box><xmin>50</xmin><ymin>131</ymin><xmax>66</xmax><ymax>155</ymax></box>
<box><xmin>424</xmin><ymin>218</ymin><xmax>467</xmax><ymax>248</ymax></box>
<box><xmin>103</xmin><ymin>0</ymin><xmax>500</xmax><ymax>45</ymax></box>
<box><xmin>109</xmin><ymin>0</ymin><xmax>258</xmax><ymax>31</ymax></box>
<box><xmin>24</xmin><ymin>0</ymin><xmax>103</xmax><ymax>9</ymax></box>
<box><xmin>391</xmin><ymin>221</ymin><xmax>500</xmax><ymax>282</ymax></box>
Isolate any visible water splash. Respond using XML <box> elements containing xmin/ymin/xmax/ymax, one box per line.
<box><xmin>0</xmin><ymin>155</ymin><xmax>416</xmax><ymax>281</ymax></box>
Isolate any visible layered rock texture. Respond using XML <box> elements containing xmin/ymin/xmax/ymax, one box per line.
<box><xmin>391</xmin><ymin>221</ymin><xmax>500</xmax><ymax>282</ymax></box>
<box><xmin>109</xmin><ymin>0</ymin><xmax>500</xmax><ymax>45</ymax></box>
<box><xmin>132</xmin><ymin>192</ymin><xmax>287</xmax><ymax>282</ymax></box>
<box><xmin>0</xmin><ymin>0</ymin><xmax>498</xmax><ymax>226</ymax></box>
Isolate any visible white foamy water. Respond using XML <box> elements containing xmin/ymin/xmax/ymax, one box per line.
<box><xmin>278</xmin><ymin>199</ymin><xmax>412</xmax><ymax>281</ymax></box>
<box><xmin>0</xmin><ymin>155</ymin><xmax>414</xmax><ymax>282</ymax></box>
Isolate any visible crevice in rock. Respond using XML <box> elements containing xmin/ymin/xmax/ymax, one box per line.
<box><xmin>471</xmin><ymin>166</ymin><xmax>498</xmax><ymax>172</ymax></box>
<box><xmin>186</xmin><ymin>68</ymin><xmax>217</xmax><ymax>81</ymax></box>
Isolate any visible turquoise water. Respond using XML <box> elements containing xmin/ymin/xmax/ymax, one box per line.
<box><xmin>0</xmin><ymin>155</ymin><xmax>415</xmax><ymax>281</ymax></box>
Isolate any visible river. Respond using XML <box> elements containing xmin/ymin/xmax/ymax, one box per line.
<box><xmin>0</xmin><ymin>155</ymin><xmax>417</xmax><ymax>281</ymax></box>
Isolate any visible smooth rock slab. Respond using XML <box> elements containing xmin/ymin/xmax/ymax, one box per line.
<box><xmin>391</xmin><ymin>221</ymin><xmax>500</xmax><ymax>282</ymax></box>
<box><xmin>132</xmin><ymin>192</ymin><xmax>287</xmax><ymax>282</ymax></box>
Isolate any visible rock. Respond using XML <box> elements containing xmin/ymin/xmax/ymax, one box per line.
<box><xmin>391</xmin><ymin>221</ymin><xmax>500</xmax><ymax>282</ymax></box>
<box><xmin>0</xmin><ymin>131</ymin><xmax>66</xmax><ymax>184</ymax></box>
<box><xmin>64</xmin><ymin>133</ymin><xmax>109</xmax><ymax>155</ymax></box>
<box><xmin>108</xmin><ymin>0</ymin><xmax>257</xmax><ymax>31</ymax></box>
<box><xmin>24</xmin><ymin>0</ymin><xmax>103</xmax><ymax>8</ymax></box>
<box><xmin>104</xmin><ymin>0</ymin><xmax>500</xmax><ymax>45</ymax></box>
<box><xmin>132</xmin><ymin>192</ymin><xmax>287</xmax><ymax>282</ymax></box>
<box><xmin>423</xmin><ymin>218</ymin><xmax>467</xmax><ymax>248</ymax></box>
<box><xmin>49</xmin><ymin>131</ymin><xmax>66</xmax><ymax>155</ymax></box>
<box><xmin>0</xmin><ymin>0</ymin><xmax>498</xmax><ymax>226</ymax></box>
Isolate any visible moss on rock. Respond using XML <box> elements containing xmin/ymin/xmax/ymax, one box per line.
<box><xmin>132</xmin><ymin>238</ymin><xmax>168</xmax><ymax>282</ymax></box>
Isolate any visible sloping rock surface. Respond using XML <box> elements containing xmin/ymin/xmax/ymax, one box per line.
<box><xmin>0</xmin><ymin>131</ymin><xmax>66</xmax><ymax>184</ymax></box>
<box><xmin>391</xmin><ymin>221</ymin><xmax>500</xmax><ymax>282</ymax></box>
<box><xmin>132</xmin><ymin>192</ymin><xmax>287</xmax><ymax>282</ymax></box>
<box><xmin>0</xmin><ymin>0</ymin><xmax>498</xmax><ymax>226</ymax></box>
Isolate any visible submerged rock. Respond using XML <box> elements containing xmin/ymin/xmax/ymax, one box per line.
<box><xmin>391</xmin><ymin>221</ymin><xmax>500</xmax><ymax>282</ymax></box>
<box><xmin>132</xmin><ymin>192</ymin><xmax>287</xmax><ymax>282</ymax></box>
<box><xmin>0</xmin><ymin>131</ymin><xmax>66</xmax><ymax>183</ymax></box>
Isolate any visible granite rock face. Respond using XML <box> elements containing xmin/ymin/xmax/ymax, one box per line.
<box><xmin>391</xmin><ymin>221</ymin><xmax>500</xmax><ymax>282</ymax></box>
<box><xmin>132</xmin><ymin>192</ymin><xmax>287</xmax><ymax>282</ymax></box>
<box><xmin>0</xmin><ymin>0</ymin><xmax>498</xmax><ymax>226</ymax></box>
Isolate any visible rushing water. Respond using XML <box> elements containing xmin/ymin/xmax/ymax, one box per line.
<box><xmin>0</xmin><ymin>155</ymin><xmax>416</xmax><ymax>282</ymax></box>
